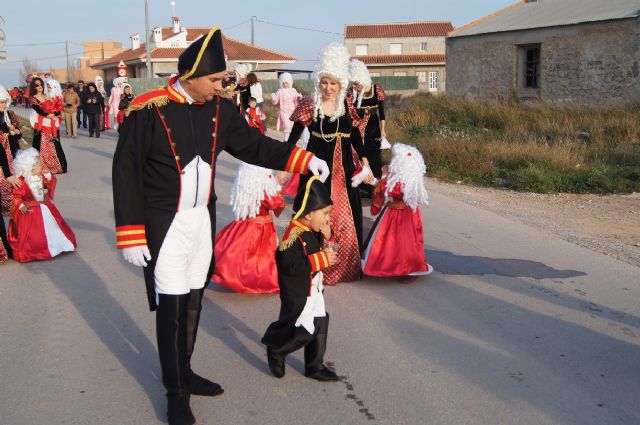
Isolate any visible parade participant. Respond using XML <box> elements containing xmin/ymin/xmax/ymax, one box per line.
<box><xmin>108</xmin><ymin>77</ymin><xmax>126</xmax><ymax>130</ymax></box>
<box><xmin>233</xmin><ymin>63</ymin><xmax>250</xmax><ymax>111</ymax></box>
<box><xmin>244</xmin><ymin>97</ymin><xmax>267</xmax><ymax>134</ymax></box>
<box><xmin>247</xmin><ymin>73</ymin><xmax>266</xmax><ymax>130</ymax></box>
<box><xmin>84</xmin><ymin>83</ymin><xmax>104</xmax><ymax>138</ymax></box>
<box><xmin>117</xmin><ymin>84</ymin><xmax>134</xmax><ymax>127</ymax></box>
<box><xmin>8</xmin><ymin>148</ymin><xmax>76</xmax><ymax>263</ymax></box>
<box><xmin>212</xmin><ymin>162</ymin><xmax>284</xmax><ymax>294</ymax></box>
<box><xmin>112</xmin><ymin>26</ymin><xmax>329</xmax><ymax>425</ymax></box>
<box><xmin>29</xmin><ymin>77</ymin><xmax>67</xmax><ymax>174</ymax></box>
<box><xmin>279</xmin><ymin>127</ymin><xmax>310</xmax><ymax>197</ymax></box>
<box><xmin>362</xmin><ymin>143</ymin><xmax>433</xmax><ymax>277</ymax></box>
<box><xmin>262</xmin><ymin>176</ymin><xmax>339</xmax><ymax>381</ymax></box>
<box><xmin>95</xmin><ymin>76</ymin><xmax>108</xmax><ymax>130</ymax></box>
<box><xmin>348</xmin><ymin>59</ymin><xmax>387</xmax><ymax>197</ymax></box>
<box><xmin>288</xmin><ymin>42</ymin><xmax>374</xmax><ymax>285</ymax></box>
<box><xmin>0</xmin><ymin>84</ymin><xmax>21</xmax><ymax>157</ymax></box>
<box><xmin>270</xmin><ymin>72</ymin><xmax>301</xmax><ymax>141</ymax></box>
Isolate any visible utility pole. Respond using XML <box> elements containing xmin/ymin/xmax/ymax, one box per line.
<box><xmin>145</xmin><ymin>0</ymin><xmax>152</xmax><ymax>78</ymax></box>
<box><xmin>65</xmin><ymin>40</ymin><xmax>70</xmax><ymax>82</ymax></box>
<box><xmin>251</xmin><ymin>16</ymin><xmax>256</xmax><ymax>46</ymax></box>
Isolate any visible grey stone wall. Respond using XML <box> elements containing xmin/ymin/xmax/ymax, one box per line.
<box><xmin>446</xmin><ymin>18</ymin><xmax>640</xmax><ymax>105</ymax></box>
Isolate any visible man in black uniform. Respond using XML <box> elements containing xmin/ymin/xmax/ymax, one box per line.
<box><xmin>112</xmin><ymin>26</ymin><xmax>329</xmax><ymax>425</ymax></box>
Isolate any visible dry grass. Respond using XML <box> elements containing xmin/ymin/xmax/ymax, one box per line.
<box><xmin>384</xmin><ymin>94</ymin><xmax>640</xmax><ymax>193</ymax></box>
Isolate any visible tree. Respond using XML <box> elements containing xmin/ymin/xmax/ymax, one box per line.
<box><xmin>18</xmin><ymin>56</ymin><xmax>38</xmax><ymax>84</ymax></box>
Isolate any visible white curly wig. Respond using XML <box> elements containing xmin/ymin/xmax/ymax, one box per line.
<box><xmin>386</xmin><ymin>143</ymin><xmax>429</xmax><ymax>211</ymax></box>
<box><xmin>278</xmin><ymin>72</ymin><xmax>293</xmax><ymax>88</ymax></box>
<box><xmin>230</xmin><ymin>162</ymin><xmax>279</xmax><ymax>221</ymax></box>
<box><xmin>349</xmin><ymin>59</ymin><xmax>372</xmax><ymax>109</ymax></box>
<box><xmin>312</xmin><ymin>42</ymin><xmax>351</xmax><ymax>122</ymax></box>
<box><xmin>234</xmin><ymin>63</ymin><xmax>250</xmax><ymax>79</ymax></box>
<box><xmin>13</xmin><ymin>147</ymin><xmax>40</xmax><ymax>181</ymax></box>
<box><xmin>45</xmin><ymin>78</ymin><xmax>63</xmax><ymax>99</ymax></box>
<box><xmin>0</xmin><ymin>85</ymin><xmax>10</xmax><ymax>102</ymax></box>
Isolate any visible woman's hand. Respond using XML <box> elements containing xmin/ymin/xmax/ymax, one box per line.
<box><xmin>381</xmin><ymin>129</ymin><xmax>387</xmax><ymax>140</ymax></box>
<box><xmin>19</xmin><ymin>205</ymin><xmax>28</xmax><ymax>214</ymax></box>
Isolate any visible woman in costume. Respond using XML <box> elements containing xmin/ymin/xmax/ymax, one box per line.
<box><xmin>8</xmin><ymin>148</ymin><xmax>76</xmax><ymax>263</ymax></box>
<box><xmin>212</xmin><ymin>162</ymin><xmax>285</xmax><ymax>293</ymax></box>
<box><xmin>362</xmin><ymin>143</ymin><xmax>432</xmax><ymax>277</ymax></box>
<box><xmin>117</xmin><ymin>83</ymin><xmax>134</xmax><ymax>128</ymax></box>
<box><xmin>0</xmin><ymin>85</ymin><xmax>21</xmax><ymax>215</ymax></box>
<box><xmin>234</xmin><ymin>63</ymin><xmax>251</xmax><ymax>112</ymax></box>
<box><xmin>348</xmin><ymin>59</ymin><xmax>387</xmax><ymax>197</ymax></box>
<box><xmin>271</xmin><ymin>72</ymin><xmax>302</xmax><ymax>141</ymax></box>
<box><xmin>288</xmin><ymin>43</ymin><xmax>373</xmax><ymax>285</ymax></box>
<box><xmin>29</xmin><ymin>77</ymin><xmax>67</xmax><ymax>174</ymax></box>
<box><xmin>108</xmin><ymin>77</ymin><xmax>126</xmax><ymax>131</ymax></box>
<box><xmin>95</xmin><ymin>76</ymin><xmax>108</xmax><ymax>130</ymax></box>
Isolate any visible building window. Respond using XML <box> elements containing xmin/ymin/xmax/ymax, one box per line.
<box><xmin>394</xmin><ymin>71</ymin><xmax>407</xmax><ymax>77</ymax></box>
<box><xmin>524</xmin><ymin>45</ymin><xmax>541</xmax><ymax>89</ymax></box>
<box><xmin>369</xmin><ymin>72</ymin><xmax>380</xmax><ymax>77</ymax></box>
<box><xmin>390</xmin><ymin>43</ymin><xmax>402</xmax><ymax>55</ymax></box>
<box><xmin>429</xmin><ymin>71</ymin><xmax>439</xmax><ymax>91</ymax></box>
<box><xmin>356</xmin><ymin>44</ymin><xmax>368</xmax><ymax>55</ymax></box>
<box><xmin>416</xmin><ymin>71</ymin><xmax>427</xmax><ymax>83</ymax></box>
<box><xmin>420</xmin><ymin>42</ymin><xmax>428</xmax><ymax>52</ymax></box>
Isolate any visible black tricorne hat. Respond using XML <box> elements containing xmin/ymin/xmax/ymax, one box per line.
<box><xmin>178</xmin><ymin>27</ymin><xmax>226</xmax><ymax>80</ymax></box>
<box><xmin>293</xmin><ymin>176</ymin><xmax>333</xmax><ymax>219</ymax></box>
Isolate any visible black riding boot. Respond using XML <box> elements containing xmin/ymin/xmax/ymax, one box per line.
<box><xmin>304</xmin><ymin>315</ymin><xmax>338</xmax><ymax>381</ymax></box>
<box><xmin>156</xmin><ymin>294</ymin><xmax>195</xmax><ymax>425</ymax></box>
<box><xmin>266</xmin><ymin>327</ymin><xmax>315</xmax><ymax>378</ymax></box>
<box><xmin>185</xmin><ymin>288</ymin><xmax>223</xmax><ymax>397</ymax></box>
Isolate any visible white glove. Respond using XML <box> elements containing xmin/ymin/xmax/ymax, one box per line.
<box><xmin>123</xmin><ymin>245</ymin><xmax>152</xmax><ymax>267</ymax></box>
<box><xmin>351</xmin><ymin>165</ymin><xmax>374</xmax><ymax>188</ymax></box>
<box><xmin>308</xmin><ymin>156</ymin><xmax>330</xmax><ymax>183</ymax></box>
<box><xmin>380</xmin><ymin>137</ymin><xmax>392</xmax><ymax>150</ymax></box>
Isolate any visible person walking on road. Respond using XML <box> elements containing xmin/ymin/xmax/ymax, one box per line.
<box><xmin>63</xmin><ymin>85</ymin><xmax>81</xmax><ymax>138</ymax></box>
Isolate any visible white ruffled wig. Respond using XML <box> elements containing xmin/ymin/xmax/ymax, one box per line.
<box><xmin>349</xmin><ymin>59</ymin><xmax>372</xmax><ymax>108</ymax></box>
<box><xmin>45</xmin><ymin>79</ymin><xmax>63</xmax><ymax>99</ymax></box>
<box><xmin>278</xmin><ymin>72</ymin><xmax>293</xmax><ymax>88</ymax></box>
<box><xmin>0</xmin><ymin>85</ymin><xmax>10</xmax><ymax>102</ymax></box>
<box><xmin>234</xmin><ymin>63</ymin><xmax>249</xmax><ymax>79</ymax></box>
<box><xmin>13</xmin><ymin>147</ymin><xmax>40</xmax><ymax>181</ymax></box>
<box><xmin>230</xmin><ymin>162</ymin><xmax>279</xmax><ymax>221</ymax></box>
<box><xmin>112</xmin><ymin>77</ymin><xmax>127</xmax><ymax>88</ymax></box>
<box><xmin>313</xmin><ymin>42</ymin><xmax>351</xmax><ymax>122</ymax></box>
<box><xmin>386</xmin><ymin>143</ymin><xmax>429</xmax><ymax>211</ymax></box>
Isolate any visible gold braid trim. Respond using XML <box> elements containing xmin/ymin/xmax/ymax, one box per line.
<box><xmin>125</xmin><ymin>95</ymin><xmax>170</xmax><ymax>116</ymax></box>
<box><xmin>278</xmin><ymin>226</ymin><xmax>305</xmax><ymax>251</ymax></box>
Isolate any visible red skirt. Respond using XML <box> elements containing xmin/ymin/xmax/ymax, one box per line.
<box><xmin>281</xmin><ymin>173</ymin><xmax>300</xmax><ymax>197</ymax></box>
<box><xmin>211</xmin><ymin>215</ymin><xmax>279</xmax><ymax>294</ymax></box>
<box><xmin>362</xmin><ymin>205</ymin><xmax>430</xmax><ymax>277</ymax></box>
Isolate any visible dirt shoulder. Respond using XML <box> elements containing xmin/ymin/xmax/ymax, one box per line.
<box><xmin>427</xmin><ymin>178</ymin><xmax>640</xmax><ymax>268</ymax></box>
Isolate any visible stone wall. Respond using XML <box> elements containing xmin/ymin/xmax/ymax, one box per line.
<box><xmin>446</xmin><ymin>18</ymin><xmax>640</xmax><ymax>105</ymax></box>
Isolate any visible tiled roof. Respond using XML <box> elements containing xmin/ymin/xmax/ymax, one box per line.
<box><xmin>345</xmin><ymin>22</ymin><xmax>454</xmax><ymax>39</ymax></box>
<box><xmin>91</xmin><ymin>33</ymin><xmax>295</xmax><ymax>68</ymax></box>
<box><xmin>352</xmin><ymin>53</ymin><xmax>446</xmax><ymax>65</ymax></box>
<box><xmin>449</xmin><ymin>0</ymin><xmax>640</xmax><ymax>38</ymax></box>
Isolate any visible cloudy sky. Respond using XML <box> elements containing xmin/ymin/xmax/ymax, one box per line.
<box><xmin>0</xmin><ymin>0</ymin><xmax>515</xmax><ymax>86</ymax></box>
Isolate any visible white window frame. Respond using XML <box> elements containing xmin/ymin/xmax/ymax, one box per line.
<box><xmin>355</xmin><ymin>44</ymin><xmax>368</xmax><ymax>55</ymax></box>
<box><xmin>416</xmin><ymin>71</ymin><xmax>427</xmax><ymax>83</ymax></box>
<box><xmin>390</xmin><ymin>43</ymin><xmax>402</xmax><ymax>55</ymax></box>
<box><xmin>429</xmin><ymin>71</ymin><xmax>439</xmax><ymax>91</ymax></box>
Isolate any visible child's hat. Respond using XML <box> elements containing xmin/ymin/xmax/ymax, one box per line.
<box><xmin>293</xmin><ymin>176</ymin><xmax>332</xmax><ymax>219</ymax></box>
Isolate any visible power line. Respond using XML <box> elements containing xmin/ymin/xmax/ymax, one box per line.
<box><xmin>254</xmin><ymin>18</ymin><xmax>341</xmax><ymax>36</ymax></box>
<box><xmin>222</xmin><ymin>19</ymin><xmax>251</xmax><ymax>31</ymax></box>
<box><xmin>6</xmin><ymin>41</ymin><xmax>69</xmax><ymax>47</ymax></box>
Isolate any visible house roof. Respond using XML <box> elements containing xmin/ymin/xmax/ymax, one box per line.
<box><xmin>351</xmin><ymin>53</ymin><xmax>446</xmax><ymax>65</ymax></box>
<box><xmin>449</xmin><ymin>0</ymin><xmax>640</xmax><ymax>38</ymax></box>
<box><xmin>91</xmin><ymin>33</ymin><xmax>295</xmax><ymax>68</ymax></box>
<box><xmin>345</xmin><ymin>22</ymin><xmax>454</xmax><ymax>39</ymax></box>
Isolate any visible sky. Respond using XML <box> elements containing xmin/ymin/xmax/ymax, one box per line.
<box><xmin>0</xmin><ymin>0</ymin><xmax>516</xmax><ymax>87</ymax></box>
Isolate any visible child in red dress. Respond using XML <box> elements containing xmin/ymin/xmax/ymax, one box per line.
<box><xmin>8</xmin><ymin>148</ymin><xmax>76</xmax><ymax>262</ymax></box>
<box><xmin>244</xmin><ymin>97</ymin><xmax>267</xmax><ymax>134</ymax></box>
<box><xmin>212</xmin><ymin>162</ymin><xmax>285</xmax><ymax>293</ymax></box>
<box><xmin>362</xmin><ymin>143</ymin><xmax>433</xmax><ymax>277</ymax></box>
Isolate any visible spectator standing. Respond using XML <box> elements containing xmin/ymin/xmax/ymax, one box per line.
<box><xmin>63</xmin><ymin>85</ymin><xmax>81</xmax><ymax>138</ymax></box>
<box><xmin>84</xmin><ymin>83</ymin><xmax>104</xmax><ymax>138</ymax></box>
<box><xmin>75</xmin><ymin>81</ymin><xmax>88</xmax><ymax>129</ymax></box>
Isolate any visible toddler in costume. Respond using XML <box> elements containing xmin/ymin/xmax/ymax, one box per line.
<box><xmin>362</xmin><ymin>143</ymin><xmax>433</xmax><ymax>277</ymax></box>
<box><xmin>8</xmin><ymin>148</ymin><xmax>76</xmax><ymax>262</ymax></box>
<box><xmin>262</xmin><ymin>176</ymin><xmax>339</xmax><ymax>381</ymax></box>
<box><xmin>244</xmin><ymin>97</ymin><xmax>267</xmax><ymax>134</ymax></box>
<box><xmin>212</xmin><ymin>162</ymin><xmax>285</xmax><ymax>293</ymax></box>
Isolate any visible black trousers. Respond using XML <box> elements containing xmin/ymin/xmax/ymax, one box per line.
<box><xmin>87</xmin><ymin>113</ymin><xmax>100</xmax><ymax>137</ymax></box>
<box><xmin>0</xmin><ymin>207</ymin><xmax>12</xmax><ymax>259</ymax></box>
<box><xmin>77</xmin><ymin>106</ymin><xmax>87</xmax><ymax>128</ymax></box>
<box><xmin>270</xmin><ymin>315</ymin><xmax>330</xmax><ymax>373</ymax></box>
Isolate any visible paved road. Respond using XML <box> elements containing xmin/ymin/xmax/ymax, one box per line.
<box><xmin>1</xmin><ymin>109</ymin><xmax>639</xmax><ymax>425</ymax></box>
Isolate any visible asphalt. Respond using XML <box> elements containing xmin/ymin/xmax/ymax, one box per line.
<box><xmin>1</xmin><ymin>107</ymin><xmax>639</xmax><ymax>425</ymax></box>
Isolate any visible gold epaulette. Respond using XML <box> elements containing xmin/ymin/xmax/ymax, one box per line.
<box><xmin>278</xmin><ymin>225</ymin><xmax>305</xmax><ymax>251</ymax></box>
<box><xmin>125</xmin><ymin>94</ymin><xmax>170</xmax><ymax>116</ymax></box>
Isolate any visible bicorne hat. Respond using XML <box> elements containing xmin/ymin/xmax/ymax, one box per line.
<box><xmin>179</xmin><ymin>27</ymin><xmax>226</xmax><ymax>80</ymax></box>
<box><xmin>293</xmin><ymin>176</ymin><xmax>333</xmax><ymax>219</ymax></box>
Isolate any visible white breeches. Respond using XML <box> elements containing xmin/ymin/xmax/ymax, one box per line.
<box><xmin>154</xmin><ymin>206</ymin><xmax>213</xmax><ymax>297</ymax></box>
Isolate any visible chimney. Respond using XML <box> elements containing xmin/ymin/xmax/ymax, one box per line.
<box><xmin>153</xmin><ymin>27</ymin><xmax>163</xmax><ymax>45</ymax></box>
<box><xmin>131</xmin><ymin>33</ymin><xmax>140</xmax><ymax>50</ymax></box>
<box><xmin>172</xmin><ymin>16</ymin><xmax>181</xmax><ymax>34</ymax></box>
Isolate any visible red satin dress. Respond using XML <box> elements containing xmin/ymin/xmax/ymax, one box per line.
<box><xmin>8</xmin><ymin>175</ymin><xmax>77</xmax><ymax>263</ymax></box>
<box><xmin>362</xmin><ymin>179</ymin><xmax>431</xmax><ymax>277</ymax></box>
<box><xmin>212</xmin><ymin>194</ymin><xmax>285</xmax><ymax>293</ymax></box>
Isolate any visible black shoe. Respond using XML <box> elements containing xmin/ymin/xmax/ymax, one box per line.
<box><xmin>189</xmin><ymin>370</ymin><xmax>224</xmax><ymax>397</ymax></box>
<box><xmin>167</xmin><ymin>394</ymin><xmax>195</xmax><ymax>425</ymax></box>
<box><xmin>305</xmin><ymin>365</ymin><xmax>339</xmax><ymax>381</ymax></box>
<box><xmin>89</xmin><ymin>134</ymin><xmax>94</xmax><ymax>137</ymax></box>
<box><xmin>267</xmin><ymin>347</ymin><xmax>285</xmax><ymax>378</ymax></box>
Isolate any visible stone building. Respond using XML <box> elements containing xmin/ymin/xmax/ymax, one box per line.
<box><xmin>91</xmin><ymin>17</ymin><xmax>295</xmax><ymax>81</ymax></box>
<box><xmin>446</xmin><ymin>0</ymin><xmax>640</xmax><ymax>105</ymax></box>
<box><xmin>344</xmin><ymin>22</ymin><xmax>453</xmax><ymax>93</ymax></box>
